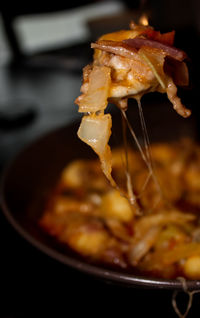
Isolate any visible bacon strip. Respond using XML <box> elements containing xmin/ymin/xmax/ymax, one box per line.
<box><xmin>123</xmin><ymin>38</ymin><xmax>187</xmax><ymax>61</ymax></box>
<box><xmin>91</xmin><ymin>40</ymin><xmax>141</xmax><ymax>61</ymax></box>
<box><xmin>144</xmin><ymin>29</ymin><xmax>175</xmax><ymax>46</ymax></box>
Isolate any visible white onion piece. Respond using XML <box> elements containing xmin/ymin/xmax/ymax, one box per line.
<box><xmin>77</xmin><ymin>66</ymin><xmax>111</xmax><ymax>113</ymax></box>
<box><xmin>129</xmin><ymin>226</ymin><xmax>161</xmax><ymax>265</ymax></box>
<box><xmin>78</xmin><ymin>114</ymin><xmax>111</xmax><ymax>153</ymax></box>
<box><xmin>78</xmin><ymin>113</ymin><xmax>116</xmax><ymax>186</ymax></box>
<box><xmin>138</xmin><ymin>47</ymin><xmax>166</xmax><ymax>89</ymax></box>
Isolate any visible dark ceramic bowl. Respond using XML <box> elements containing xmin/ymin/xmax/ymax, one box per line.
<box><xmin>1</xmin><ymin>103</ymin><xmax>200</xmax><ymax>290</ymax></box>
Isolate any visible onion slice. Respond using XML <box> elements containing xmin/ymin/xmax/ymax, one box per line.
<box><xmin>123</xmin><ymin>38</ymin><xmax>187</xmax><ymax>61</ymax></box>
<box><xmin>76</xmin><ymin>66</ymin><xmax>111</xmax><ymax>113</ymax></box>
<box><xmin>77</xmin><ymin>113</ymin><xmax>115</xmax><ymax>186</ymax></box>
<box><xmin>134</xmin><ymin>211</ymin><xmax>195</xmax><ymax>240</ymax></box>
<box><xmin>138</xmin><ymin>47</ymin><xmax>166</xmax><ymax>89</ymax></box>
<box><xmin>91</xmin><ymin>40</ymin><xmax>141</xmax><ymax>61</ymax></box>
<box><xmin>129</xmin><ymin>226</ymin><xmax>161</xmax><ymax>265</ymax></box>
<box><xmin>164</xmin><ymin>59</ymin><xmax>189</xmax><ymax>86</ymax></box>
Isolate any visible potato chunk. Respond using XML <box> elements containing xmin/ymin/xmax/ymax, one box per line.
<box><xmin>66</xmin><ymin>228</ymin><xmax>109</xmax><ymax>257</ymax></box>
<box><xmin>101</xmin><ymin>189</ymin><xmax>133</xmax><ymax>222</ymax></box>
<box><xmin>61</xmin><ymin>160</ymin><xmax>86</xmax><ymax>188</ymax></box>
<box><xmin>183</xmin><ymin>255</ymin><xmax>200</xmax><ymax>279</ymax></box>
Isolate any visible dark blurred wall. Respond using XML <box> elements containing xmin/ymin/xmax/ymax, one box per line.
<box><xmin>0</xmin><ymin>1</ymin><xmax>95</xmax><ymax>14</ymax></box>
<box><xmin>125</xmin><ymin>0</ymin><xmax>199</xmax><ymax>31</ymax></box>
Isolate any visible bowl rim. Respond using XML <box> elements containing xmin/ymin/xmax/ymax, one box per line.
<box><xmin>1</xmin><ymin>124</ymin><xmax>200</xmax><ymax>290</ymax></box>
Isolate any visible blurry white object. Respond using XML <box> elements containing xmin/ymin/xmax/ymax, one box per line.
<box><xmin>13</xmin><ymin>1</ymin><xmax>124</xmax><ymax>54</ymax></box>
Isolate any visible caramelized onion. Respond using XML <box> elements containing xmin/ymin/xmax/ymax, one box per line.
<box><xmin>123</xmin><ymin>38</ymin><xmax>187</xmax><ymax>61</ymax></box>
<box><xmin>77</xmin><ymin>113</ymin><xmax>115</xmax><ymax>186</ymax></box>
<box><xmin>134</xmin><ymin>211</ymin><xmax>195</xmax><ymax>240</ymax></box>
<box><xmin>138</xmin><ymin>47</ymin><xmax>166</xmax><ymax>89</ymax></box>
<box><xmin>91</xmin><ymin>40</ymin><xmax>141</xmax><ymax>61</ymax></box>
<box><xmin>129</xmin><ymin>226</ymin><xmax>161</xmax><ymax>265</ymax></box>
<box><xmin>164</xmin><ymin>59</ymin><xmax>189</xmax><ymax>86</ymax></box>
<box><xmin>76</xmin><ymin>66</ymin><xmax>111</xmax><ymax>113</ymax></box>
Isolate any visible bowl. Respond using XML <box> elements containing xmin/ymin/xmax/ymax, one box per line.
<box><xmin>1</xmin><ymin>108</ymin><xmax>200</xmax><ymax>290</ymax></box>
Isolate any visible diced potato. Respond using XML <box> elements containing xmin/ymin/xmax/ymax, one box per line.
<box><xmin>54</xmin><ymin>196</ymin><xmax>92</xmax><ymax>215</ymax></box>
<box><xmin>61</xmin><ymin>160</ymin><xmax>86</xmax><ymax>188</ymax></box>
<box><xmin>67</xmin><ymin>230</ymin><xmax>109</xmax><ymax>256</ymax></box>
<box><xmin>76</xmin><ymin>66</ymin><xmax>111</xmax><ymax>113</ymax></box>
<box><xmin>183</xmin><ymin>255</ymin><xmax>200</xmax><ymax>279</ymax></box>
<box><xmin>101</xmin><ymin>189</ymin><xmax>133</xmax><ymax>222</ymax></box>
<box><xmin>61</xmin><ymin>158</ymin><xmax>110</xmax><ymax>193</ymax></box>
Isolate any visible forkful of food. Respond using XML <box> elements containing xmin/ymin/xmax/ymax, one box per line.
<box><xmin>75</xmin><ymin>18</ymin><xmax>191</xmax><ymax>209</ymax></box>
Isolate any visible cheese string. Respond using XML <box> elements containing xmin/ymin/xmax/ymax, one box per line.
<box><xmin>121</xmin><ymin>112</ymin><xmax>141</xmax><ymax>214</ymax></box>
<box><xmin>136</xmin><ymin>98</ymin><xmax>163</xmax><ymax>198</ymax></box>
<box><xmin>137</xmin><ymin>98</ymin><xmax>152</xmax><ymax>163</ymax></box>
<box><xmin>121</xmin><ymin>107</ymin><xmax>163</xmax><ymax>205</ymax></box>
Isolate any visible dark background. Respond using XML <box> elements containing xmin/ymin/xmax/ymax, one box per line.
<box><xmin>0</xmin><ymin>1</ymin><xmax>200</xmax><ymax>317</ymax></box>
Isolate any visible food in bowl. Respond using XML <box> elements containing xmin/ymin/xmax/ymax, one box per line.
<box><xmin>40</xmin><ymin>139</ymin><xmax>200</xmax><ymax>279</ymax></box>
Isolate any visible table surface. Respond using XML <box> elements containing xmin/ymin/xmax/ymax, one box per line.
<box><xmin>1</xmin><ymin>31</ymin><xmax>200</xmax><ymax>317</ymax></box>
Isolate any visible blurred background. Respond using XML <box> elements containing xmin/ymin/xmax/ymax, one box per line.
<box><xmin>0</xmin><ymin>0</ymin><xmax>200</xmax><ymax>166</ymax></box>
<box><xmin>0</xmin><ymin>1</ymin><xmax>200</xmax><ymax>317</ymax></box>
